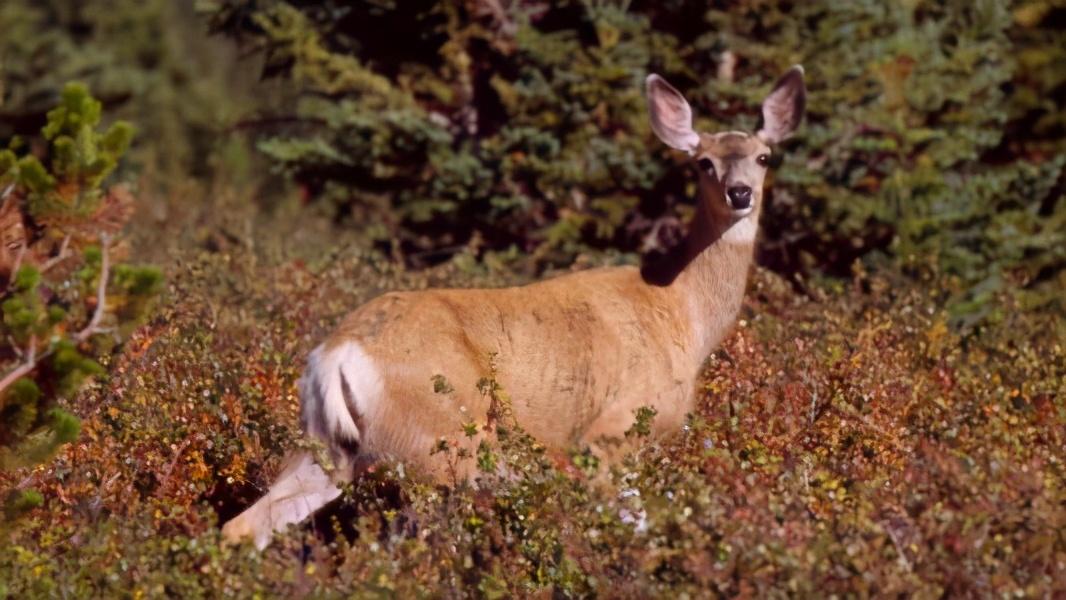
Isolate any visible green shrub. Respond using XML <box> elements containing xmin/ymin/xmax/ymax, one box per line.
<box><xmin>204</xmin><ymin>0</ymin><xmax>1064</xmax><ymax>324</ymax></box>
<box><xmin>0</xmin><ymin>83</ymin><xmax>161</xmax><ymax>523</ymax></box>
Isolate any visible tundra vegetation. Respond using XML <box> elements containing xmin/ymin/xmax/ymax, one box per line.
<box><xmin>0</xmin><ymin>0</ymin><xmax>1063</xmax><ymax>597</ymax></box>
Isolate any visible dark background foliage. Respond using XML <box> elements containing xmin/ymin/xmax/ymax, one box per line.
<box><xmin>200</xmin><ymin>0</ymin><xmax>1065</xmax><ymax>325</ymax></box>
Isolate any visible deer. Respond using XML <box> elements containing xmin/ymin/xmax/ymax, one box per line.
<box><xmin>222</xmin><ymin>66</ymin><xmax>806</xmax><ymax>549</ymax></box>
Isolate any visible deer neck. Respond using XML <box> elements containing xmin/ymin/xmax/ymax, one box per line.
<box><xmin>671</xmin><ymin>185</ymin><xmax>758</xmax><ymax>361</ymax></box>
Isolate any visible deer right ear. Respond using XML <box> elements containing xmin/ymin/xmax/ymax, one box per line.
<box><xmin>757</xmin><ymin>65</ymin><xmax>806</xmax><ymax>144</ymax></box>
<box><xmin>646</xmin><ymin>74</ymin><xmax>700</xmax><ymax>155</ymax></box>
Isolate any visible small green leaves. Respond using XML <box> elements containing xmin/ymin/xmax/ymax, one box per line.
<box><xmin>47</xmin><ymin>408</ymin><xmax>81</xmax><ymax>445</ymax></box>
<box><xmin>625</xmin><ymin>406</ymin><xmax>658</xmax><ymax>438</ymax></box>
<box><xmin>2</xmin><ymin>488</ymin><xmax>43</xmax><ymax>521</ymax></box>
<box><xmin>51</xmin><ymin>340</ymin><xmax>106</xmax><ymax>397</ymax></box>
<box><xmin>12</xmin><ymin>266</ymin><xmax>40</xmax><ymax>292</ymax></box>
<box><xmin>1</xmin><ymin>379</ymin><xmax>41</xmax><ymax>439</ymax></box>
<box><xmin>476</xmin><ymin>440</ymin><xmax>497</xmax><ymax>473</ymax></box>
<box><xmin>42</xmin><ymin>83</ymin><xmax>103</xmax><ymax>141</ymax></box>
<box><xmin>15</xmin><ymin>157</ymin><xmax>55</xmax><ymax>195</ymax></box>
<box><xmin>113</xmin><ymin>265</ymin><xmax>163</xmax><ymax>297</ymax></box>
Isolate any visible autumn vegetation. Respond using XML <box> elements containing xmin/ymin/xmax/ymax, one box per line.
<box><xmin>0</xmin><ymin>1</ymin><xmax>1063</xmax><ymax>597</ymax></box>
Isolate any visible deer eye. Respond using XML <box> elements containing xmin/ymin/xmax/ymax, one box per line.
<box><xmin>697</xmin><ymin>157</ymin><xmax>715</xmax><ymax>173</ymax></box>
<box><xmin>756</xmin><ymin>154</ymin><xmax>771</xmax><ymax>167</ymax></box>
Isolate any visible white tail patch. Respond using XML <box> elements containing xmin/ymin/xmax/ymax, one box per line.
<box><xmin>300</xmin><ymin>341</ymin><xmax>384</xmax><ymax>446</ymax></box>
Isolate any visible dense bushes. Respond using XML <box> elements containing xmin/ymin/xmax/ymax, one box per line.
<box><xmin>204</xmin><ymin>0</ymin><xmax>1063</xmax><ymax>324</ymax></box>
<box><xmin>0</xmin><ymin>210</ymin><xmax>1061</xmax><ymax>594</ymax></box>
<box><xmin>0</xmin><ymin>84</ymin><xmax>161</xmax><ymax>523</ymax></box>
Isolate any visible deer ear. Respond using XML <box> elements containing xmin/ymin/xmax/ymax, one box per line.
<box><xmin>757</xmin><ymin>65</ymin><xmax>806</xmax><ymax>144</ymax></box>
<box><xmin>646</xmin><ymin>74</ymin><xmax>700</xmax><ymax>154</ymax></box>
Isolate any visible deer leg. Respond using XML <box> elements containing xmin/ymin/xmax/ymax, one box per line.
<box><xmin>221</xmin><ymin>450</ymin><xmax>351</xmax><ymax>550</ymax></box>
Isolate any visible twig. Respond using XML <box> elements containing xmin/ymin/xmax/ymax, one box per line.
<box><xmin>881</xmin><ymin>519</ymin><xmax>913</xmax><ymax>573</ymax></box>
<box><xmin>75</xmin><ymin>233</ymin><xmax>110</xmax><ymax>343</ymax></box>
<box><xmin>7</xmin><ymin>335</ymin><xmax>23</xmax><ymax>359</ymax></box>
<box><xmin>156</xmin><ymin>439</ymin><xmax>191</xmax><ymax>496</ymax></box>
<box><xmin>0</xmin><ymin>336</ymin><xmax>37</xmax><ymax>396</ymax></box>
<box><xmin>6</xmin><ymin>242</ymin><xmax>27</xmax><ymax>290</ymax></box>
<box><xmin>41</xmin><ymin>234</ymin><xmax>72</xmax><ymax>273</ymax></box>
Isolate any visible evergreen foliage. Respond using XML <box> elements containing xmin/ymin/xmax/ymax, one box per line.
<box><xmin>0</xmin><ymin>84</ymin><xmax>161</xmax><ymax>523</ymax></box>
<box><xmin>205</xmin><ymin>0</ymin><xmax>1064</xmax><ymax>324</ymax></box>
<box><xmin>0</xmin><ymin>0</ymin><xmax>263</xmax><ymax>183</ymax></box>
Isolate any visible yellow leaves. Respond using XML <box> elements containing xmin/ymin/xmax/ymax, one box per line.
<box><xmin>185</xmin><ymin>449</ymin><xmax>211</xmax><ymax>482</ymax></box>
<box><xmin>924</xmin><ymin>317</ymin><xmax>950</xmax><ymax>359</ymax></box>
<box><xmin>1012</xmin><ymin>2</ymin><xmax>1052</xmax><ymax>27</ymax></box>
<box><xmin>595</xmin><ymin>21</ymin><xmax>620</xmax><ymax>49</ymax></box>
<box><xmin>874</xmin><ymin>54</ymin><xmax>917</xmax><ymax>112</ymax></box>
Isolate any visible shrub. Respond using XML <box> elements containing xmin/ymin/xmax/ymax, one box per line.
<box><xmin>0</xmin><ymin>83</ymin><xmax>161</xmax><ymax>522</ymax></box>
<box><xmin>0</xmin><ymin>232</ymin><xmax>1061</xmax><ymax>595</ymax></box>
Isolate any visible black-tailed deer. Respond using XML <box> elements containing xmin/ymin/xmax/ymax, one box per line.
<box><xmin>223</xmin><ymin>66</ymin><xmax>806</xmax><ymax>549</ymax></box>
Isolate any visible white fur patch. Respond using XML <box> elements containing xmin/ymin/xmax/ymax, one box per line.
<box><xmin>722</xmin><ymin>216</ymin><xmax>757</xmax><ymax>244</ymax></box>
<box><xmin>300</xmin><ymin>341</ymin><xmax>384</xmax><ymax>444</ymax></box>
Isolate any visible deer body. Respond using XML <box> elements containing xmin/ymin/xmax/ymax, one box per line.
<box><xmin>222</xmin><ymin>66</ymin><xmax>806</xmax><ymax>549</ymax></box>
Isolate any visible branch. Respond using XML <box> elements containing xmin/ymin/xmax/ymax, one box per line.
<box><xmin>0</xmin><ymin>336</ymin><xmax>37</xmax><ymax>397</ymax></box>
<box><xmin>5</xmin><ymin>242</ymin><xmax>27</xmax><ymax>292</ymax></box>
<box><xmin>75</xmin><ymin>234</ymin><xmax>110</xmax><ymax>344</ymax></box>
<box><xmin>40</xmin><ymin>234</ymin><xmax>71</xmax><ymax>273</ymax></box>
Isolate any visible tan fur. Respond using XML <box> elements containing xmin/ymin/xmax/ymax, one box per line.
<box><xmin>222</xmin><ymin>66</ymin><xmax>806</xmax><ymax>548</ymax></box>
<box><xmin>325</xmin><ymin>234</ymin><xmax>752</xmax><ymax>477</ymax></box>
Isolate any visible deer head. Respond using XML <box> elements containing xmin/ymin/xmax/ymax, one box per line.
<box><xmin>646</xmin><ymin>66</ymin><xmax>806</xmax><ymax>229</ymax></box>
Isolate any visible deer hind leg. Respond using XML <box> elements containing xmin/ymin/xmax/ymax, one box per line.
<box><xmin>222</xmin><ymin>342</ymin><xmax>381</xmax><ymax>549</ymax></box>
<box><xmin>221</xmin><ymin>450</ymin><xmax>350</xmax><ymax>549</ymax></box>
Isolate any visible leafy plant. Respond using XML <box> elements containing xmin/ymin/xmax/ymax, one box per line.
<box><xmin>0</xmin><ymin>83</ymin><xmax>162</xmax><ymax>522</ymax></box>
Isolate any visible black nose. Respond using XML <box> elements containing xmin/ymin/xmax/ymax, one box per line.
<box><xmin>727</xmin><ymin>186</ymin><xmax>752</xmax><ymax>209</ymax></box>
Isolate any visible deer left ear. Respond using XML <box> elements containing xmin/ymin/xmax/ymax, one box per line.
<box><xmin>646</xmin><ymin>74</ymin><xmax>701</xmax><ymax>154</ymax></box>
<box><xmin>757</xmin><ymin>65</ymin><xmax>806</xmax><ymax>144</ymax></box>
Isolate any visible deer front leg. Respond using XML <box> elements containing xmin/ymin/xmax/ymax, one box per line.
<box><xmin>221</xmin><ymin>450</ymin><xmax>350</xmax><ymax>550</ymax></box>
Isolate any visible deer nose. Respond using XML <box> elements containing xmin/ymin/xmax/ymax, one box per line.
<box><xmin>727</xmin><ymin>186</ymin><xmax>752</xmax><ymax>209</ymax></box>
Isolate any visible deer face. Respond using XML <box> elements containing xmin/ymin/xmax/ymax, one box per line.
<box><xmin>646</xmin><ymin>66</ymin><xmax>806</xmax><ymax>224</ymax></box>
<box><xmin>692</xmin><ymin>132</ymin><xmax>771</xmax><ymax>219</ymax></box>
